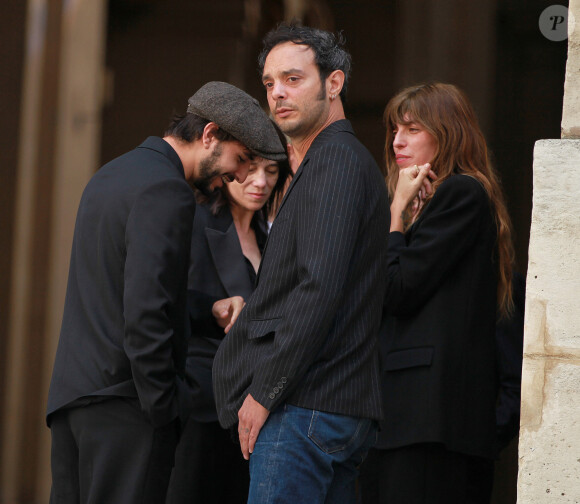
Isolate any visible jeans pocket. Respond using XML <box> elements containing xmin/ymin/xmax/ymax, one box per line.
<box><xmin>307</xmin><ymin>410</ymin><xmax>368</xmax><ymax>454</ymax></box>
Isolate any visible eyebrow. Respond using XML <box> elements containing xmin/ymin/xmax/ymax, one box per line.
<box><xmin>262</xmin><ymin>68</ymin><xmax>305</xmax><ymax>83</ymax></box>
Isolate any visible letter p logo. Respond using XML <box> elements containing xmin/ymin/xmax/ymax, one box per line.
<box><xmin>550</xmin><ymin>15</ymin><xmax>565</xmax><ymax>31</ymax></box>
<box><xmin>539</xmin><ymin>5</ymin><xmax>573</xmax><ymax>42</ymax></box>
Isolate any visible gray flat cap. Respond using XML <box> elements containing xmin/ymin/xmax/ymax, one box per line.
<box><xmin>187</xmin><ymin>81</ymin><xmax>287</xmax><ymax>162</ymax></box>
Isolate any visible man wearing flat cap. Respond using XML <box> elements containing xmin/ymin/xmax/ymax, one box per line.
<box><xmin>46</xmin><ymin>81</ymin><xmax>286</xmax><ymax>504</ymax></box>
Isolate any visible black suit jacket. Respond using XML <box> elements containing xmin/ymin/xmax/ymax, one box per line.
<box><xmin>494</xmin><ymin>271</ymin><xmax>525</xmax><ymax>451</ymax></box>
<box><xmin>378</xmin><ymin>174</ymin><xmax>499</xmax><ymax>459</ymax></box>
<box><xmin>186</xmin><ymin>204</ymin><xmax>266</xmax><ymax>422</ymax></box>
<box><xmin>213</xmin><ymin>120</ymin><xmax>390</xmax><ymax>428</ymax></box>
<box><xmin>47</xmin><ymin>137</ymin><xmax>195</xmax><ymax>428</ymax></box>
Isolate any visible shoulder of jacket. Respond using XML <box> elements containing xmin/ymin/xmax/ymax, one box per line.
<box><xmin>441</xmin><ymin>173</ymin><xmax>480</xmax><ymax>188</ymax></box>
<box><xmin>438</xmin><ymin>174</ymin><xmax>487</xmax><ymax>199</ymax></box>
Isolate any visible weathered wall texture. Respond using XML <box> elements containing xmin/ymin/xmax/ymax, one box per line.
<box><xmin>519</xmin><ymin>1</ymin><xmax>580</xmax><ymax>501</ymax></box>
<box><xmin>518</xmin><ymin>139</ymin><xmax>580</xmax><ymax>503</ymax></box>
<box><xmin>562</xmin><ymin>0</ymin><xmax>580</xmax><ymax>138</ymax></box>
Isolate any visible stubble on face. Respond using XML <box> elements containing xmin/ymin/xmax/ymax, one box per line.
<box><xmin>193</xmin><ymin>142</ymin><xmax>223</xmax><ymax>195</ymax></box>
<box><xmin>264</xmin><ymin>43</ymin><xmax>329</xmax><ymax>141</ymax></box>
<box><xmin>274</xmin><ymin>80</ymin><xmax>326</xmax><ymax>140</ymax></box>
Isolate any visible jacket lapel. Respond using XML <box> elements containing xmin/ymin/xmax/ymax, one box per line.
<box><xmin>272</xmin><ymin>119</ymin><xmax>352</xmax><ymax>219</ymax></box>
<box><xmin>273</xmin><ymin>163</ymin><xmax>305</xmax><ymax>219</ymax></box>
<box><xmin>257</xmin><ymin>120</ymin><xmax>354</xmax><ymax>282</ymax></box>
<box><xmin>206</xmin><ymin>221</ymin><xmax>254</xmax><ymax>300</ymax></box>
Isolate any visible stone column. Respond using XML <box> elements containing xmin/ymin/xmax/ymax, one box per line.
<box><xmin>562</xmin><ymin>0</ymin><xmax>580</xmax><ymax>139</ymax></box>
<box><xmin>518</xmin><ymin>1</ymin><xmax>580</xmax><ymax>502</ymax></box>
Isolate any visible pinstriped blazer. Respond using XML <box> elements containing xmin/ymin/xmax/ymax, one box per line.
<box><xmin>213</xmin><ymin>120</ymin><xmax>390</xmax><ymax>428</ymax></box>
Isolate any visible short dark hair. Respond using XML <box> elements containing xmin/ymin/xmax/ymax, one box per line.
<box><xmin>164</xmin><ymin>113</ymin><xmax>237</xmax><ymax>143</ymax></box>
<box><xmin>258</xmin><ymin>22</ymin><xmax>352</xmax><ymax>102</ymax></box>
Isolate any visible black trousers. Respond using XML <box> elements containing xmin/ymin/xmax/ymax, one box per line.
<box><xmin>49</xmin><ymin>397</ymin><xmax>178</xmax><ymax>504</ymax></box>
<box><xmin>166</xmin><ymin>418</ymin><xmax>249</xmax><ymax>504</ymax></box>
<box><xmin>358</xmin><ymin>444</ymin><xmax>494</xmax><ymax>504</ymax></box>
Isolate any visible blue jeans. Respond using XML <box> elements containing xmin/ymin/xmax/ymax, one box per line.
<box><xmin>248</xmin><ymin>404</ymin><xmax>377</xmax><ymax>504</ymax></box>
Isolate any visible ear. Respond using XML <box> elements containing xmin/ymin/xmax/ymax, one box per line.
<box><xmin>202</xmin><ymin>122</ymin><xmax>220</xmax><ymax>148</ymax></box>
<box><xmin>327</xmin><ymin>70</ymin><xmax>345</xmax><ymax>100</ymax></box>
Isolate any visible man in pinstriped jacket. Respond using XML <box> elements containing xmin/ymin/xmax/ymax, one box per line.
<box><xmin>213</xmin><ymin>23</ymin><xmax>389</xmax><ymax>504</ymax></box>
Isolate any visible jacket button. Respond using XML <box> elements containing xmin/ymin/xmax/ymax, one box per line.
<box><xmin>277</xmin><ymin>382</ymin><xmax>283</xmax><ymax>388</ymax></box>
<box><xmin>269</xmin><ymin>393</ymin><xmax>275</xmax><ymax>399</ymax></box>
<box><xmin>273</xmin><ymin>387</ymin><xmax>279</xmax><ymax>393</ymax></box>
<box><xmin>281</xmin><ymin>377</ymin><xmax>287</xmax><ymax>383</ymax></box>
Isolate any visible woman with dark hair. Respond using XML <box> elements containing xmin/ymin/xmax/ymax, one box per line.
<box><xmin>166</xmin><ymin>122</ymin><xmax>292</xmax><ymax>504</ymax></box>
<box><xmin>362</xmin><ymin>83</ymin><xmax>514</xmax><ymax>504</ymax></box>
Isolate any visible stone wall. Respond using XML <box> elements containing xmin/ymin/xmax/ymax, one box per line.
<box><xmin>518</xmin><ymin>3</ymin><xmax>580</xmax><ymax>502</ymax></box>
<box><xmin>562</xmin><ymin>0</ymin><xmax>580</xmax><ymax>139</ymax></box>
<box><xmin>518</xmin><ymin>140</ymin><xmax>580</xmax><ymax>503</ymax></box>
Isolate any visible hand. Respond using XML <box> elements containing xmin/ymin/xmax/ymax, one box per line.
<box><xmin>390</xmin><ymin>163</ymin><xmax>437</xmax><ymax>232</ymax></box>
<box><xmin>394</xmin><ymin>163</ymin><xmax>437</xmax><ymax>208</ymax></box>
<box><xmin>237</xmin><ymin>393</ymin><xmax>270</xmax><ymax>460</ymax></box>
<box><xmin>410</xmin><ymin>195</ymin><xmax>424</xmax><ymax>221</ymax></box>
<box><xmin>212</xmin><ymin>296</ymin><xmax>245</xmax><ymax>333</ymax></box>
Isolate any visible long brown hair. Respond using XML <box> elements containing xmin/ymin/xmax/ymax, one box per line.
<box><xmin>384</xmin><ymin>82</ymin><xmax>514</xmax><ymax>316</ymax></box>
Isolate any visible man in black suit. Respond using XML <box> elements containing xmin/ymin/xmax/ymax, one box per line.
<box><xmin>213</xmin><ymin>24</ymin><xmax>389</xmax><ymax>503</ymax></box>
<box><xmin>46</xmin><ymin>81</ymin><xmax>286</xmax><ymax>504</ymax></box>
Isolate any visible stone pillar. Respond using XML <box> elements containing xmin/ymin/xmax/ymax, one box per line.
<box><xmin>562</xmin><ymin>0</ymin><xmax>580</xmax><ymax>139</ymax></box>
<box><xmin>518</xmin><ymin>1</ymin><xmax>580</xmax><ymax>502</ymax></box>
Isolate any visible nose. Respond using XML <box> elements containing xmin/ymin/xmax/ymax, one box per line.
<box><xmin>393</xmin><ymin>130</ymin><xmax>405</xmax><ymax>149</ymax></box>
<box><xmin>271</xmin><ymin>81</ymin><xmax>286</xmax><ymax>101</ymax></box>
<box><xmin>251</xmin><ymin>169</ymin><xmax>267</xmax><ymax>188</ymax></box>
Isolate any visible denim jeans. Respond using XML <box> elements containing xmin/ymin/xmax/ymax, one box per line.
<box><xmin>248</xmin><ymin>404</ymin><xmax>377</xmax><ymax>504</ymax></box>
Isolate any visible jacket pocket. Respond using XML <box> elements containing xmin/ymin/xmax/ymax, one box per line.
<box><xmin>383</xmin><ymin>346</ymin><xmax>434</xmax><ymax>371</ymax></box>
<box><xmin>247</xmin><ymin>317</ymin><xmax>282</xmax><ymax>340</ymax></box>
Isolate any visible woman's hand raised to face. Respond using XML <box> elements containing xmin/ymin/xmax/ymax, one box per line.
<box><xmin>390</xmin><ymin>163</ymin><xmax>437</xmax><ymax>233</ymax></box>
<box><xmin>396</xmin><ymin>163</ymin><xmax>437</xmax><ymax>206</ymax></box>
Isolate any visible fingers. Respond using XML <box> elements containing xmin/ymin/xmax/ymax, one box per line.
<box><xmin>224</xmin><ymin>296</ymin><xmax>245</xmax><ymax>333</ymax></box>
<box><xmin>211</xmin><ymin>299</ymin><xmax>229</xmax><ymax>325</ymax></box>
<box><xmin>417</xmin><ymin>163</ymin><xmax>431</xmax><ymax>178</ymax></box>
<box><xmin>411</xmin><ymin>196</ymin><xmax>420</xmax><ymax>212</ymax></box>
<box><xmin>237</xmin><ymin>394</ymin><xmax>270</xmax><ymax>460</ymax></box>
<box><xmin>238</xmin><ymin>425</ymin><xmax>251</xmax><ymax>460</ymax></box>
<box><xmin>212</xmin><ymin>296</ymin><xmax>245</xmax><ymax>331</ymax></box>
<box><xmin>414</xmin><ymin>164</ymin><xmax>435</xmax><ymax>196</ymax></box>
<box><xmin>404</xmin><ymin>163</ymin><xmax>429</xmax><ymax>182</ymax></box>
<box><xmin>248</xmin><ymin>428</ymin><xmax>259</xmax><ymax>456</ymax></box>
<box><xmin>238</xmin><ymin>425</ymin><xmax>259</xmax><ymax>460</ymax></box>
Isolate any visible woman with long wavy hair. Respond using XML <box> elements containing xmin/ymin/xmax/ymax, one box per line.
<box><xmin>364</xmin><ymin>83</ymin><xmax>514</xmax><ymax>504</ymax></box>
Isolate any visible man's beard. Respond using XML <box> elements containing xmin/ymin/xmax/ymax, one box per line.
<box><xmin>193</xmin><ymin>142</ymin><xmax>223</xmax><ymax>196</ymax></box>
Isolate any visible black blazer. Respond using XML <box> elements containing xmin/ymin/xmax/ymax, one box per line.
<box><xmin>379</xmin><ymin>174</ymin><xmax>499</xmax><ymax>459</ymax></box>
<box><xmin>186</xmin><ymin>204</ymin><xmax>267</xmax><ymax>422</ymax></box>
<box><xmin>494</xmin><ymin>271</ymin><xmax>525</xmax><ymax>451</ymax></box>
<box><xmin>47</xmin><ymin>137</ymin><xmax>195</xmax><ymax>428</ymax></box>
<box><xmin>213</xmin><ymin>120</ymin><xmax>390</xmax><ymax>428</ymax></box>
